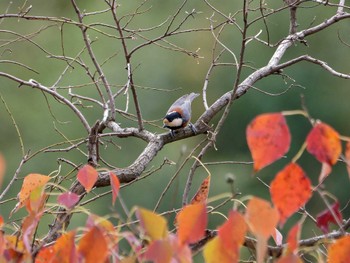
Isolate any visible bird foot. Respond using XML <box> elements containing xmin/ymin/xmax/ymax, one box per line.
<box><xmin>189</xmin><ymin>123</ymin><xmax>197</xmax><ymax>134</ymax></box>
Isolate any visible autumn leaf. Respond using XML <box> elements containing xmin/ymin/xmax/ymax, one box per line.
<box><xmin>53</xmin><ymin>231</ymin><xmax>77</xmax><ymax>263</ymax></box>
<box><xmin>218</xmin><ymin>211</ymin><xmax>247</xmax><ymax>251</ymax></box>
<box><xmin>246</xmin><ymin>113</ymin><xmax>291</xmax><ymax>172</ymax></box>
<box><xmin>0</xmin><ymin>153</ymin><xmax>5</xmax><ymax>189</ymax></box>
<box><xmin>137</xmin><ymin>208</ymin><xmax>168</xmax><ymax>241</ymax></box>
<box><xmin>245</xmin><ymin>197</ymin><xmax>279</xmax><ymax>263</ymax></box>
<box><xmin>190</xmin><ymin>175</ymin><xmax>210</xmax><ymax>204</ymax></box>
<box><xmin>316</xmin><ymin>202</ymin><xmax>342</xmax><ymax>234</ymax></box>
<box><xmin>25</xmin><ymin>184</ymin><xmax>47</xmax><ymax>214</ymax></box>
<box><xmin>270</xmin><ymin>163</ymin><xmax>312</xmax><ymax>225</ymax></box>
<box><xmin>35</xmin><ymin>246</ymin><xmax>55</xmax><ymax>263</ymax></box>
<box><xmin>286</xmin><ymin>223</ymin><xmax>301</xmax><ymax>254</ymax></box>
<box><xmin>203</xmin><ymin>236</ymin><xmax>235</xmax><ymax>263</ymax></box>
<box><xmin>344</xmin><ymin>141</ymin><xmax>350</xmax><ymax>180</ymax></box>
<box><xmin>77</xmin><ymin>165</ymin><xmax>98</xmax><ymax>193</ymax></box>
<box><xmin>109</xmin><ymin>172</ymin><xmax>120</xmax><ymax>205</ymax></box>
<box><xmin>11</xmin><ymin>173</ymin><xmax>50</xmax><ymax>215</ymax></box>
<box><xmin>272</xmin><ymin>228</ymin><xmax>283</xmax><ymax>246</ymax></box>
<box><xmin>143</xmin><ymin>239</ymin><xmax>173</xmax><ymax>263</ymax></box>
<box><xmin>57</xmin><ymin>192</ymin><xmax>80</xmax><ymax>209</ymax></box>
<box><xmin>306</xmin><ymin>122</ymin><xmax>341</xmax><ymax>166</ymax></box>
<box><xmin>245</xmin><ymin>197</ymin><xmax>279</xmax><ymax>238</ymax></box>
<box><xmin>177</xmin><ymin>203</ymin><xmax>207</xmax><ymax>245</ymax></box>
<box><xmin>22</xmin><ymin>213</ymin><xmax>42</xmax><ymax>253</ymax></box>
<box><xmin>205</xmin><ymin>210</ymin><xmax>247</xmax><ymax>263</ymax></box>
<box><xmin>35</xmin><ymin>246</ymin><xmax>56</xmax><ymax>263</ymax></box>
<box><xmin>78</xmin><ymin>226</ymin><xmax>109</xmax><ymax>263</ymax></box>
<box><xmin>328</xmin><ymin>235</ymin><xmax>350</xmax><ymax>263</ymax></box>
<box><xmin>86</xmin><ymin>214</ymin><xmax>115</xmax><ymax>233</ymax></box>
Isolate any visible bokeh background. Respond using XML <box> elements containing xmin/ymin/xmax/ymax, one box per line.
<box><xmin>0</xmin><ymin>0</ymin><xmax>349</xmax><ymax>260</ymax></box>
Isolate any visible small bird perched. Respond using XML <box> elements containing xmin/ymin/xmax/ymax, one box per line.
<box><xmin>163</xmin><ymin>92</ymin><xmax>200</xmax><ymax>136</ymax></box>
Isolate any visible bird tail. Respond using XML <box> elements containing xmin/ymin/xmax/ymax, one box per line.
<box><xmin>187</xmin><ymin>92</ymin><xmax>200</xmax><ymax>102</ymax></box>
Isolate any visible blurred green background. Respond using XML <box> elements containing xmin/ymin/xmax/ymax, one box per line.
<box><xmin>0</xmin><ymin>0</ymin><xmax>349</xmax><ymax>260</ymax></box>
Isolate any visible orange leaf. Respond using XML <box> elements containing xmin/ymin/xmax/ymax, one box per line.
<box><xmin>245</xmin><ymin>197</ymin><xmax>279</xmax><ymax>239</ymax></box>
<box><xmin>218</xmin><ymin>211</ymin><xmax>247</xmax><ymax>251</ymax></box>
<box><xmin>0</xmin><ymin>153</ymin><xmax>5</xmax><ymax>188</ymax></box>
<box><xmin>190</xmin><ymin>175</ymin><xmax>210</xmax><ymax>204</ymax></box>
<box><xmin>270</xmin><ymin>163</ymin><xmax>312</xmax><ymax>225</ymax></box>
<box><xmin>87</xmin><ymin>214</ymin><xmax>115</xmax><ymax>232</ymax></box>
<box><xmin>328</xmin><ymin>235</ymin><xmax>350</xmax><ymax>263</ymax></box>
<box><xmin>109</xmin><ymin>172</ymin><xmax>120</xmax><ymax>205</ymax></box>
<box><xmin>35</xmin><ymin>245</ymin><xmax>55</xmax><ymax>263</ymax></box>
<box><xmin>245</xmin><ymin>197</ymin><xmax>279</xmax><ymax>263</ymax></box>
<box><xmin>247</xmin><ymin>113</ymin><xmax>291</xmax><ymax>171</ymax></box>
<box><xmin>306</xmin><ymin>122</ymin><xmax>341</xmax><ymax>166</ymax></box>
<box><xmin>137</xmin><ymin>208</ymin><xmax>168</xmax><ymax>241</ymax></box>
<box><xmin>53</xmin><ymin>231</ymin><xmax>77</xmax><ymax>263</ymax></box>
<box><xmin>12</xmin><ymin>174</ymin><xmax>50</xmax><ymax>214</ymax></box>
<box><xmin>177</xmin><ymin>203</ymin><xmax>207</xmax><ymax>245</ymax></box>
<box><xmin>344</xmin><ymin>141</ymin><xmax>350</xmax><ymax>180</ymax></box>
<box><xmin>286</xmin><ymin>223</ymin><xmax>301</xmax><ymax>254</ymax></box>
<box><xmin>25</xmin><ymin>185</ymin><xmax>47</xmax><ymax>214</ymax></box>
<box><xmin>78</xmin><ymin>226</ymin><xmax>108</xmax><ymax>263</ymax></box>
<box><xmin>77</xmin><ymin>165</ymin><xmax>98</xmax><ymax>193</ymax></box>
<box><xmin>203</xmin><ymin>236</ymin><xmax>235</xmax><ymax>263</ymax></box>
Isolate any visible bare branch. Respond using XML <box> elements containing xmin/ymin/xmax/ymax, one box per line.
<box><xmin>0</xmin><ymin>73</ymin><xmax>91</xmax><ymax>132</ymax></box>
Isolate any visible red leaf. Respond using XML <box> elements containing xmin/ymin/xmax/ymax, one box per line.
<box><xmin>247</xmin><ymin>113</ymin><xmax>291</xmax><ymax>172</ymax></box>
<box><xmin>109</xmin><ymin>172</ymin><xmax>120</xmax><ymax>205</ymax></box>
<box><xmin>143</xmin><ymin>239</ymin><xmax>173</xmax><ymax>263</ymax></box>
<box><xmin>57</xmin><ymin>192</ymin><xmax>80</xmax><ymax>209</ymax></box>
<box><xmin>306</xmin><ymin>122</ymin><xmax>341</xmax><ymax>166</ymax></box>
<box><xmin>270</xmin><ymin>163</ymin><xmax>312</xmax><ymax>225</ymax></box>
<box><xmin>316</xmin><ymin>201</ymin><xmax>343</xmax><ymax>234</ymax></box>
<box><xmin>77</xmin><ymin>165</ymin><xmax>98</xmax><ymax>193</ymax></box>
<box><xmin>177</xmin><ymin>203</ymin><xmax>207</xmax><ymax>245</ymax></box>
<box><xmin>328</xmin><ymin>235</ymin><xmax>350</xmax><ymax>263</ymax></box>
<box><xmin>78</xmin><ymin>226</ymin><xmax>108</xmax><ymax>263</ymax></box>
<box><xmin>190</xmin><ymin>175</ymin><xmax>210</xmax><ymax>204</ymax></box>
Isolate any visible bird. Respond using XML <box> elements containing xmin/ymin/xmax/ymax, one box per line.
<box><xmin>163</xmin><ymin>92</ymin><xmax>200</xmax><ymax>136</ymax></box>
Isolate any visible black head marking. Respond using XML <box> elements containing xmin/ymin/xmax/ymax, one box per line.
<box><xmin>165</xmin><ymin>111</ymin><xmax>182</xmax><ymax>122</ymax></box>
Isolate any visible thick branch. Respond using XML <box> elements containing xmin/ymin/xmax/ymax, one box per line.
<box><xmin>192</xmin><ymin>218</ymin><xmax>350</xmax><ymax>257</ymax></box>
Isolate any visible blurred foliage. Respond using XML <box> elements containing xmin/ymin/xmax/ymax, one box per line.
<box><xmin>0</xmin><ymin>0</ymin><xmax>349</xmax><ymax>256</ymax></box>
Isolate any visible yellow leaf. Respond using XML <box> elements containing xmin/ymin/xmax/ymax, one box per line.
<box><xmin>137</xmin><ymin>208</ymin><xmax>168</xmax><ymax>241</ymax></box>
